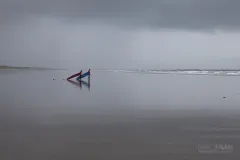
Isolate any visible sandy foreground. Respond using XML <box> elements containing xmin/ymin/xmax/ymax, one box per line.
<box><xmin>1</xmin><ymin>109</ymin><xmax>240</xmax><ymax>160</ymax></box>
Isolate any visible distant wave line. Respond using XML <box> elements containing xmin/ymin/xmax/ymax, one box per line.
<box><xmin>105</xmin><ymin>69</ymin><xmax>240</xmax><ymax>76</ymax></box>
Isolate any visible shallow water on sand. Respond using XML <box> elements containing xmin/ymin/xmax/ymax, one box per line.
<box><xmin>1</xmin><ymin>70</ymin><xmax>240</xmax><ymax>159</ymax></box>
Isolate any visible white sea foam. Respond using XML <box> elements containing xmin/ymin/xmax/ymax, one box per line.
<box><xmin>106</xmin><ymin>69</ymin><xmax>240</xmax><ymax>76</ymax></box>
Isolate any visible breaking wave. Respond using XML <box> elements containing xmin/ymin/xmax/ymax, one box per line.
<box><xmin>106</xmin><ymin>69</ymin><xmax>240</xmax><ymax>76</ymax></box>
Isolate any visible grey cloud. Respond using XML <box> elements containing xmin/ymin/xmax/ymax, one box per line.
<box><xmin>1</xmin><ymin>0</ymin><xmax>240</xmax><ymax>30</ymax></box>
<box><xmin>2</xmin><ymin>0</ymin><xmax>240</xmax><ymax>69</ymax></box>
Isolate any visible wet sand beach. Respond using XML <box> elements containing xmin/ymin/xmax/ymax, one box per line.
<box><xmin>1</xmin><ymin>70</ymin><xmax>240</xmax><ymax>159</ymax></box>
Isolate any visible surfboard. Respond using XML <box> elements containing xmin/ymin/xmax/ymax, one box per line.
<box><xmin>76</xmin><ymin>71</ymin><xmax>90</xmax><ymax>81</ymax></box>
<box><xmin>67</xmin><ymin>71</ymin><xmax>82</xmax><ymax>80</ymax></box>
<box><xmin>81</xmin><ymin>72</ymin><xmax>90</xmax><ymax>78</ymax></box>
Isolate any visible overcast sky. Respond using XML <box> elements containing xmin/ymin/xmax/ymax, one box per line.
<box><xmin>1</xmin><ymin>0</ymin><xmax>240</xmax><ymax>69</ymax></box>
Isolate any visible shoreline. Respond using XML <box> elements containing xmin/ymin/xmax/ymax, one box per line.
<box><xmin>0</xmin><ymin>66</ymin><xmax>30</xmax><ymax>69</ymax></box>
<box><xmin>0</xmin><ymin>66</ymin><xmax>66</xmax><ymax>70</ymax></box>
